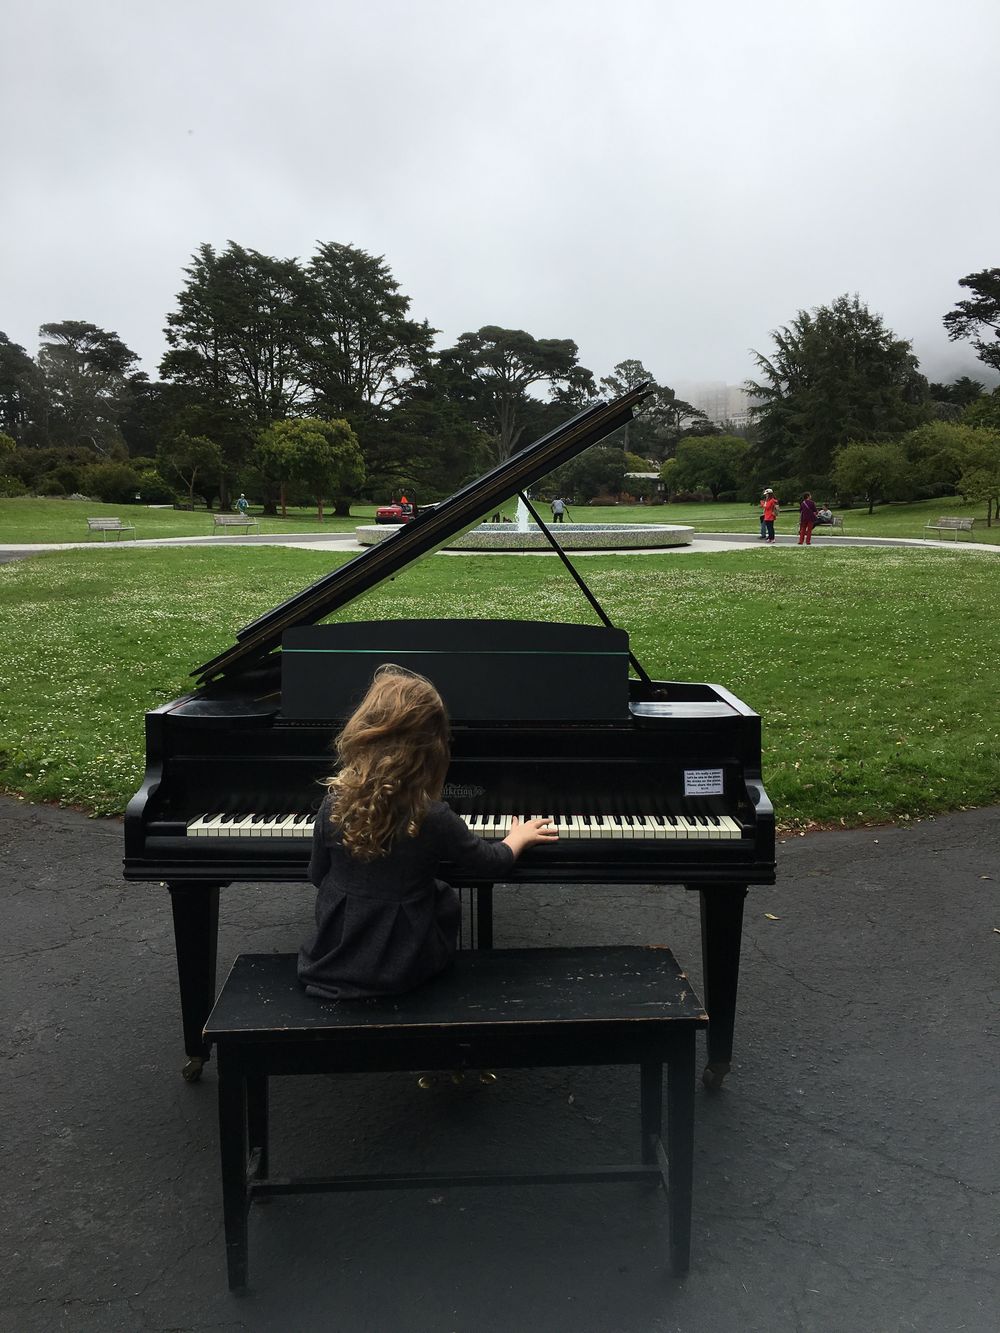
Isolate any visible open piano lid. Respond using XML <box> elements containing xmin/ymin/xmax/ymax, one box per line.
<box><xmin>193</xmin><ymin>384</ymin><xmax>650</xmax><ymax>684</ymax></box>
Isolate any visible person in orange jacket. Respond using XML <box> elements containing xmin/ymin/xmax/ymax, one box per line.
<box><xmin>761</xmin><ymin>489</ymin><xmax>779</xmax><ymax>543</ymax></box>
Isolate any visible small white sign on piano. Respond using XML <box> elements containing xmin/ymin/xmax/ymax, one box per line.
<box><xmin>684</xmin><ymin>768</ymin><xmax>724</xmax><ymax>797</ymax></box>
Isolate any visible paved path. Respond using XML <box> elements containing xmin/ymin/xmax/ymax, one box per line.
<box><xmin>2</xmin><ymin>528</ymin><xmax>997</xmax><ymax>564</ymax></box>
<box><xmin>3</xmin><ymin>795</ymin><xmax>998</xmax><ymax>1331</ymax></box>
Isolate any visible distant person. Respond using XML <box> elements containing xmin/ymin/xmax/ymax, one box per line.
<box><xmin>758</xmin><ymin>488</ymin><xmax>774</xmax><ymax>539</ymax></box>
<box><xmin>234</xmin><ymin>493</ymin><xmax>249</xmax><ymax>516</ymax></box>
<box><xmin>761</xmin><ymin>489</ymin><xmax>779</xmax><ymax>543</ymax></box>
<box><xmin>816</xmin><ymin>503</ymin><xmax>833</xmax><ymax>526</ymax></box>
<box><xmin>798</xmin><ymin>492</ymin><xmax>819</xmax><ymax>545</ymax></box>
<box><xmin>550</xmin><ymin>497</ymin><xmax>566</xmax><ymax>523</ymax></box>
<box><xmin>298</xmin><ymin>665</ymin><xmax>557</xmax><ymax>1001</ymax></box>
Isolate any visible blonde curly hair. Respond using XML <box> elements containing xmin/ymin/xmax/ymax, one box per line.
<box><xmin>325</xmin><ymin>664</ymin><xmax>450</xmax><ymax>861</ymax></box>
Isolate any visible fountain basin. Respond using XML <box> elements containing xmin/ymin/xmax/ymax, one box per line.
<box><xmin>355</xmin><ymin>522</ymin><xmax>694</xmax><ymax>551</ymax></box>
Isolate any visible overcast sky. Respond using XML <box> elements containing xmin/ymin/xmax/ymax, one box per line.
<box><xmin>3</xmin><ymin>0</ymin><xmax>999</xmax><ymax>393</ymax></box>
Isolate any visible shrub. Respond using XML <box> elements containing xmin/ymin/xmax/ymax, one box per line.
<box><xmin>36</xmin><ymin>477</ymin><xmax>66</xmax><ymax>496</ymax></box>
<box><xmin>0</xmin><ymin>473</ymin><xmax>28</xmax><ymax>497</ymax></box>
<box><xmin>134</xmin><ymin>471</ymin><xmax>178</xmax><ymax>504</ymax></box>
<box><xmin>80</xmin><ymin>461</ymin><xmax>143</xmax><ymax>504</ymax></box>
<box><xmin>46</xmin><ymin>464</ymin><xmax>84</xmax><ymax>493</ymax></box>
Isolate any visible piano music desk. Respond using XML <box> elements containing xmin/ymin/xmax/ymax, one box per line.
<box><xmin>205</xmin><ymin>947</ymin><xmax>708</xmax><ymax>1291</ymax></box>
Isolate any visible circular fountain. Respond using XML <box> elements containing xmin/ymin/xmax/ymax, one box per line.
<box><xmin>356</xmin><ymin>497</ymin><xmax>694</xmax><ymax>552</ymax></box>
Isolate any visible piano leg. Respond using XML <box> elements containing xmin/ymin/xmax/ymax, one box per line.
<box><xmin>697</xmin><ymin>884</ymin><xmax>748</xmax><ymax>1090</ymax></box>
<box><xmin>168</xmin><ymin>882</ymin><xmax>222</xmax><ymax>1082</ymax></box>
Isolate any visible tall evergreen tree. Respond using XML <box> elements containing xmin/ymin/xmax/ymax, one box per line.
<box><xmin>37</xmin><ymin>321</ymin><xmax>141</xmax><ymax>453</ymax></box>
<box><xmin>747</xmin><ymin>294</ymin><xmax>929</xmax><ymax>481</ymax></box>
<box><xmin>943</xmin><ymin>268</ymin><xmax>1000</xmax><ymax>374</ymax></box>
<box><xmin>303</xmin><ymin>242</ymin><xmax>435</xmax><ymax>429</ymax></box>
<box><xmin>161</xmin><ymin>242</ymin><xmax>311</xmax><ymax>426</ymax></box>
<box><xmin>0</xmin><ymin>332</ymin><xmax>43</xmax><ymax>443</ymax></box>
<box><xmin>437</xmin><ymin>327</ymin><xmax>594</xmax><ymax>462</ymax></box>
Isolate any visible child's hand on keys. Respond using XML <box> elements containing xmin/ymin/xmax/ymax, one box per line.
<box><xmin>503</xmin><ymin>816</ymin><xmax>559</xmax><ymax>856</ymax></box>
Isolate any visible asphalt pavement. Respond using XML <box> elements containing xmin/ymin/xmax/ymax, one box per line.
<box><xmin>3</xmin><ymin>796</ymin><xmax>998</xmax><ymax>1332</ymax></box>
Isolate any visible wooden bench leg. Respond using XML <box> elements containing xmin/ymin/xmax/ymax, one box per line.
<box><xmin>247</xmin><ymin>1074</ymin><xmax>269</xmax><ymax>1181</ymax></box>
<box><xmin>666</xmin><ymin>1032</ymin><xmax>696</xmax><ymax>1276</ymax></box>
<box><xmin>218</xmin><ymin>1047</ymin><xmax>251</xmax><ymax>1291</ymax></box>
<box><xmin>640</xmin><ymin>1061</ymin><xmax>662</xmax><ymax>1165</ymax></box>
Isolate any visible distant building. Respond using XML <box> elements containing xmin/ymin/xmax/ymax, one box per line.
<box><xmin>675</xmin><ymin>380</ymin><xmax>757</xmax><ymax>429</ymax></box>
<box><xmin>624</xmin><ymin>470</ymin><xmax>664</xmax><ymax>496</ymax></box>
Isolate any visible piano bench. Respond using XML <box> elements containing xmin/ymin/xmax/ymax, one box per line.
<box><xmin>204</xmin><ymin>946</ymin><xmax>709</xmax><ymax>1292</ymax></box>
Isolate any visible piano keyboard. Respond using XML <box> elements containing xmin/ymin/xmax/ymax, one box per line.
<box><xmin>185</xmin><ymin>811</ymin><xmax>745</xmax><ymax>841</ymax></box>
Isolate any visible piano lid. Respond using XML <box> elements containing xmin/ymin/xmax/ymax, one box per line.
<box><xmin>193</xmin><ymin>384</ymin><xmax>650</xmax><ymax>684</ymax></box>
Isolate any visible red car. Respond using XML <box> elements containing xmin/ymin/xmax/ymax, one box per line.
<box><xmin>374</xmin><ymin>499</ymin><xmax>416</xmax><ymax>525</ymax></box>
<box><xmin>374</xmin><ymin>498</ymin><xmax>438</xmax><ymax>525</ymax></box>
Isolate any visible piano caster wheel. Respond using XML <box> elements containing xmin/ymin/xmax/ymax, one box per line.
<box><xmin>417</xmin><ymin>1074</ymin><xmax>436</xmax><ymax>1089</ymax></box>
<box><xmin>182</xmin><ymin>1056</ymin><xmax>206</xmax><ymax>1083</ymax></box>
<box><xmin>478</xmin><ymin>1071</ymin><xmax>498</xmax><ymax>1086</ymax></box>
<box><xmin>702</xmin><ymin>1061</ymin><xmax>730</xmax><ymax>1092</ymax></box>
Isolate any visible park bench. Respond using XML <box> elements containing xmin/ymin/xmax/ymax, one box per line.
<box><xmin>86</xmin><ymin>516</ymin><xmax>135</xmax><ymax>540</ymax></box>
<box><xmin>924</xmin><ymin>516</ymin><xmax>975</xmax><ymax>540</ymax></box>
<box><xmin>813</xmin><ymin>515</ymin><xmax>844</xmax><ymax>533</ymax></box>
<box><xmin>212</xmin><ymin>513</ymin><xmax>259</xmax><ymax>533</ymax></box>
<box><xmin>205</xmin><ymin>946</ymin><xmax>708</xmax><ymax>1291</ymax></box>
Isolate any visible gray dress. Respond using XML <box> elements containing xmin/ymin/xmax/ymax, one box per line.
<box><xmin>298</xmin><ymin>796</ymin><xmax>515</xmax><ymax>1000</ymax></box>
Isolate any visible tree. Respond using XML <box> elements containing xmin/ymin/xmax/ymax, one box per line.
<box><xmin>957</xmin><ymin>433</ymin><xmax>1000</xmax><ymax>525</ymax></box>
<box><xmin>748</xmin><ymin>294</ymin><xmax>929</xmax><ymax>481</ymax></box>
<box><xmin>961</xmin><ymin>390</ymin><xmax>1000</xmax><ymax>432</ymax></box>
<box><xmin>361</xmin><ymin>381</ymin><xmax>488</xmax><ymax>501</ymax></box>
<box><xmin>831</xmin><ymin>441</ymin><xmax>909</xmax><ymax>513</ymax></box>
<box><xmin>553</xmin><ymin>445</ymin><xmax>627</xmax><ymax>503</ymax></box>
<box><xmin>158</xmin><ymin>432</ymin><xmax>223</xmax><ymax>509</ymax></box>
<box><xmin>943</xmin><ymin>269</ymin><xmax>1000</xmax><ymax>373</ymax></box>
<box><xmin>258</xmin><ymin>418</ymin><xmax>364</xmax><ymax>520</ymax></box>
<box><xmin>599</xmin><ymin>359</ymin><xmax>653</xmax><ymax>452</ymax></box>
<box><xmin>161</xmin><ymin>242</ymin><xmax>312</xmax><ymax>428</ymax></box>
<box><xmin>36</xmin><ymin>321</ymin><xmax>141</xmax><ymax>452</ymax></box>
<box><xmin>0</xmin><ymin>431</ymin><xmax>15</xmax><ymax>460</ymax></box>
<box><xmin>254</xmin><ymin>422</ymin><xmax>300</xmax><ymax>517</ymax></box>
<box><xmin>303</xmin><ymin>243</ymin><xmax>436</xmax><ymax>428</ymax></box>
<box><xmin>928</xmin><ymin>376</ymin><xmax>986</xmax><ymax>407</ymax></box>
<box><xmin>902</xmin><ymin>421</ymin><xmax>984</xmax><ymax>491</ymax></box>
<box><xmin>0</xmin><ymin>332</ymin><xmax>44</xmax><ymax>442</ymax></box>
<box><xmin>668</xmin><ymin>435</ymin><xmax>750</xmax><ymax>499</ymax></box>
<box><xmin>438</xmin><ymin>327</ymin><xmax>595</xmax><ymax>462</ymax></box>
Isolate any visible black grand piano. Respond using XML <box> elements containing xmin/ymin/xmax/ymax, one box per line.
<box><xmin>124</xmin><ymin>386</ymin><xmax>775</xmax><ymax>1087</ymax></box>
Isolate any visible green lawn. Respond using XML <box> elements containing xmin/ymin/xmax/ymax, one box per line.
<box><xmin>0</xmin><ymin>497</ymin><xmax>376</xmax><ymax>542</ymax></box>
<box><xmin>0</xmin><ymin>543</ymin><xmax>997</xmax><ymax>828</ymax></box>
<box><xmin>579</xmin><ymin>497</ymin><xmax>998</xmax><ymax>543</ymax></box>
<box><xmin>2</xmin><ymin>493</ymin><xmax>996</xmax><ymax>545</ymax></box>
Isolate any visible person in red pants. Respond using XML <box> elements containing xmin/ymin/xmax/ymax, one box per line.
<box><xmin>798</xmin><ymin>491</ymin><xmax>819</xmax><ymax>545</ymax></box>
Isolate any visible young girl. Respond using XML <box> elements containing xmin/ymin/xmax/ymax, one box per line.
<box><xmin>298</xmin><ymin>664</ymin><xmax>557</xmax><ymax>1000</ymax></box>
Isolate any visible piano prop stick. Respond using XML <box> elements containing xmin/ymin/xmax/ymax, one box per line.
<box><xmin>123</xmin><ymin>386</ymin><xmax>775</xmax><ymax>1086</ymax></box>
